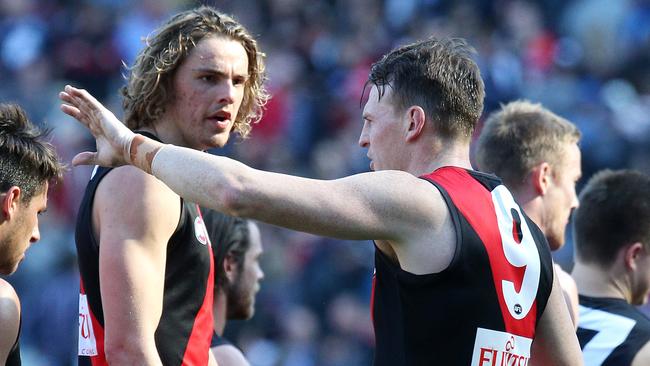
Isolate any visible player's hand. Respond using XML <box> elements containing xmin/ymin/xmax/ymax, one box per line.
<box><xmin>59</xmin><ymin>85</ymin><xmax>134</xmax><ymax>167</ymax></box>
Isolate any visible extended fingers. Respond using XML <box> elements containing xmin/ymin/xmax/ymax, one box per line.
<box><xmin>65</xmin><ymin>85</ymin><xmax>103</xmax><ymax>112</ymax></box>
<box><xmin>72</xmin><ymin>151</ymin><xmax>97</xmax><ymax>166</ymax></box>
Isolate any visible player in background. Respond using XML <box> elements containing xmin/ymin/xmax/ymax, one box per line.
<box><xmin>0</xmin><ymin>103</ymin><xmax>63</xmax><ymax>365</ymax></box>
<box><xmin>573</xmin><ymin>170</ymin><xmax>650</xmax><ymax>366</ymax></box>
<box><xmin>474</xmin><ymin>100</ymin><xmax>581</xmax><ymax>326</ymax></box>
<box><xmin>202</xmin><ymin>209</ymin><xmax>263</xmax><ymax>366</ymax></box>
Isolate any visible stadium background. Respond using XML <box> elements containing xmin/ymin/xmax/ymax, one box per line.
<box><xmin>2</xmin><ymin>0</ymin><xmax>649</xmax><ymax>364</ymax></box>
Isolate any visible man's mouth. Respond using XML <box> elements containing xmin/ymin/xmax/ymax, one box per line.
<box><xmin>208</xmin><ymin>111</ymin><xmax>232</xmax><ymax>128</ymax></box>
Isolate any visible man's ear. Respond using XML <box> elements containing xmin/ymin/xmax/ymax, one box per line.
<box><xmin>223</xmin><ymin>252</ymin><xmax>239</xmax><ymax>283</ymax></box>
<box><xmin>405</xmin><ymin>106</ymin><xmax>426</xmax><ymax>142</ymax></box>
<box><xmin>624</xmin><ymin>242</ymin><xmax>644</xmax><ymax>271</ymax></box>
<box><xmin>1</xmin><ymin>187</ymin><xmax>21</xmax><ymax>221</ymax></box>
<box><xmin>530</xmin><ymin>163</ymin><xmax>552</xmax><ymax>196</ymax></box>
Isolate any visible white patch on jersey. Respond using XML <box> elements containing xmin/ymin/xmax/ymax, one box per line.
<box><xmin>471</xmin><ymin>327</ymin><xmax>532</xmax><ymax>366</ymax></box>
<box><xmin>194</xmin><ymin>216</ymin><xmax>210</xmax><ymax>245</ymax></box>
<box><xmin>492</xmin><ymin>185</ymin><xmax>541</xmax><ymax>320</ymax></box>
<box><xmin>578</xmin><ymin>304</ymin><xmax>636</xmax><ymax>365</ymax></box>
<box><xmin>78</xmin><ymin>293</ymin><xmax>98</xmax><ymax>356</ymax></box>
<box><xmin>90</xmin><ymin>165</ymin><xmax>99</xmax><ymax>180</ymax></box>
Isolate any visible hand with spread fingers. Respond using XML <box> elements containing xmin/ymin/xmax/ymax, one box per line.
<box><xmin>59</xmin><ymin>85</ymin><xmax>135</xmax><ymax>167</ymax></box>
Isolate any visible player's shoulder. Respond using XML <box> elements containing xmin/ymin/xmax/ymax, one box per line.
<box><xmin>0</xmin><ymin>279</ymin><xmax>20</xmax><ymax>333</ymax></box>
<box><xmin>0</xmin><ymin>279</ymin><xmax>19</xmax><ymax>305</ymax></box>
<box><xmin>211</xmin><ymin>344</ymin><xmax>250</xmax><ymax>366</ymax></box>
<box><xmin>95</xmin><ymin>164</ymin><xmax>179</xmax><ymax>206</ymax></box>
<box><xmin>93</xmin><ymin>164</ymin><xmax>181</xmax><ymax>235</ymax></box>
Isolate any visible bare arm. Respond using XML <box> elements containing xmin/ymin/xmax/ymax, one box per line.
<box><xmin>60</xmin><ymin>86</ymin><xmax>445</xmax><ymax>244</ymax></box>
<box><xmin>0</xmin><ymin>279</ymin><xmax>20</xmax><ymax>364</ymax></box>
<box><xmin>95</xmin><ymin>166</ymin><xmax>180</xmax><ymax>365</ymax></box>
<box><xmin>632</xmin><ymin>341</ymin><xmax>650</xmax><ymax>366</ymax></box>
<box><xmin>529</xmin><ymin>266</ymin><xmax>583</xmax><ymax>365</ymax></box>
<box><xmin>211</xmin><ymin>345</ymin><xmax>250</xmax><ymax>366</ymax></box>
<box><xmin>554</xmin><ymin>264</ymin><xmax>580</xmax><ymax>328</ymax></box>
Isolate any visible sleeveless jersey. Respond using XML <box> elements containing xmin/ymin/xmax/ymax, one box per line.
<box><xmin>6</xmin><ymin>318</ymin><xmax>20</xmax><ymax>366</ymax></box>
<box><xmin>75</xmin><ymin>132</ymin><xmax>214</xmax><ymax>366</ymax></box>
<box><xmin>371</xmin><ymin>166</ymin><xmax>554</xmax><ymax>366</ymax></box>
<box><xmin>577</xmin><ymin>295</ymin><xmax>650</xmax><ymax>366</ymax></box>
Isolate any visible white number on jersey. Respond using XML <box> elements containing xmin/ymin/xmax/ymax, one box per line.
<box><xmin>491</xmin><ymin>185</ymin><xmax>541</xmax><ymax>320</ymax></box>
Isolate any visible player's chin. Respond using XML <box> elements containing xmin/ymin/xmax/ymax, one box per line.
<box><xmin>207</xmin><ymin>134</ymin><xmax>230</xmax><ymax>149</ymax></box>
<box><xmin>0</xmin><ymin>261</ymin><xmax>18</xmax><ymax>276</ymax></box>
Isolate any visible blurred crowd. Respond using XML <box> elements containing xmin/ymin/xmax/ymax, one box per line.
<box><xmin>1</xmin><ymin>0</ymin><xmax>649</xmax><ymax>364</ymax></box>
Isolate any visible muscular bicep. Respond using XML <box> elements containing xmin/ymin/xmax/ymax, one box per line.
<box><xmin>231</xmin><ymin>168</ymin><xmax>444</xmax><ymax>242</ymax></box>
<box><xmin>529</xmin><ymin>269</ymin><xmax>583</xmax><ymax>366</ymax></box>
<box><xmin>153</xmin><ymin>148</ymin><xmax>446</xmax><ymax>243</ymax></box>
<box><xmin>94</xmin><ymin>166</ymin><xmax>180</xmax><ymax>359</ymax></box>
<box><xmin>0</xmin><ymin>280</ymin><xmax>20</xmax><ymax>364</ymax></box>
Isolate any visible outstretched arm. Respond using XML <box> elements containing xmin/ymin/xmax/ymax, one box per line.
<box><xmin>60</xmin><ymin>86</ymin><xmax>445</xmax><ymax>243</ymax></box>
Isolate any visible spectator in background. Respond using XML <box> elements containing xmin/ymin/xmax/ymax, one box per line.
<box><xmin>573</xmin><ymin>170</ymin><xmax>650</xmax><ymax>366</ymax></box>
<box><xmin>474</xmin><ymin>100</ymin><xmax>582</xmax><ymax>326</ymax></box>
<box><xmin>0</xmin><ymin>103</ymin><xmax>63</xmax><ymax>365</ymax></box>
<box><xmin>202</xmin><ymin>209</ymin><xmax>264</xmax><ymax>366</ymax></box>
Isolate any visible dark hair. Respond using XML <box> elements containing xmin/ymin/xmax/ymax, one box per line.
<box><xmin>366</xmin><ymin>37</ymin><xmax>485</xmax><ymax>141</ymax></box>
<box><xmin>0</xmin><ymin>103</ymin><xmax>63</xmax><ymax>202</ymax></box>
<box><xmin>475</xmin><ymin>100</ymin><xmax>581</xmax><ymax>189</ymax></box>
<box><xmin>122</xmin><ymin>5</ymin><xmax>269</xmax><ymax>138</ymax></box>
<box><xmin>574</xmin><ymin>170</ymin><xmax>650</xmax><ymax>267</ymax></box>
<box><xmin>201</xmin><ymin>208</ymin><xmax>251</xmax><ymax>289</ymax></box>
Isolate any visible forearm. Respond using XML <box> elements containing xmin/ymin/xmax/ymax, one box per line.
<box><xmin>150</xmin><ymin>144</ymin><xmax>248</xmax><ymax>213</ymax></box>
<box><xmin>104</xmin><ymin>340</ymin><xmax>162</xmax><ymax>365</ymax></box>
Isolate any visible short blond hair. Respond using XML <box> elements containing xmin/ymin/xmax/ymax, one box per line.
<box><xmin>121</xmin><ymin>6</ymin><xmax>269</xmax><ymax>138</ymax></box>
<box><xmin>475</xmin><ymin>100</ymin><xmax>580</xmax><ymax>188</ymax></box>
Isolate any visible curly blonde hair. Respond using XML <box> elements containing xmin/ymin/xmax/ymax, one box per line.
<box><xmin>121</xmin><ymin>6</ymin><xmax>269</xmax><ymax>138</ymax></box>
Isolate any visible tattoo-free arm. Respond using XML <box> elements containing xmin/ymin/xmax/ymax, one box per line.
<box><xmin>95</xmin><ymin>166</ymin><xmax>180</xmax><ymax>365</ymax></box>
<box><xmin>0</xmin><ymin>280</ymin><xmax>20</xmax><ymax>365</ymax></box>
<box><xmin>529</xmin><ymin>267</ymin><xmax>583</xmax><ymax>365</ymax></box>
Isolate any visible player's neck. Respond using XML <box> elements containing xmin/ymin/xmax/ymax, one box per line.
<box><xmin>212</xmin><ymin>288</ymin><xmax>228</xmax><ymax>335</ymax></box>
<box><xmin>517</xmin><ymin>195</ymin><xmax>545</xmax><ymax>233</ymax></box>
<box><xmin>409</xmin><ymin>140</ymin><xmax>471</xmax><ymax>176</ymax></box>
<box><xmin>572</xmin><ymin>262</ymin><xmax>631</xmax><ymax>303</ymax></box>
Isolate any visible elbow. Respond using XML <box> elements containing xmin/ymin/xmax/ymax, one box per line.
<box><xmin>217</xmin><ymin>178</ymin><xmax>253</xmax><ymax>218</ymax></box>
<box><xmin>104</xmin><ymin>337</ymin><xmax>156</xmax><ymax>364</ymax></box>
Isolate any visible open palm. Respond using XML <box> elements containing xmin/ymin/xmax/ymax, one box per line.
<box><xmin>59</xmin><ymin>85</ymin><xmax>134</xmax><ymax>167</ymax></box>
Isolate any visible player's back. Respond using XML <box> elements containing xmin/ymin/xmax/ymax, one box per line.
<box><xmin>371</xmin><ymin>166</ymin><xmax>554</xmax><ymax>365</ymax></box>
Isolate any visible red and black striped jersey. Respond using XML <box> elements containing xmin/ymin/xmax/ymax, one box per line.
<box><xmin>75</xmin><ymin>133</ymin><xmax>214</xmax><ymax>366</ymax></box>
<box><xmin>371</xmin><ymin>166</ymin><xmax>554</xmax><ymax>366</ymax></box>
